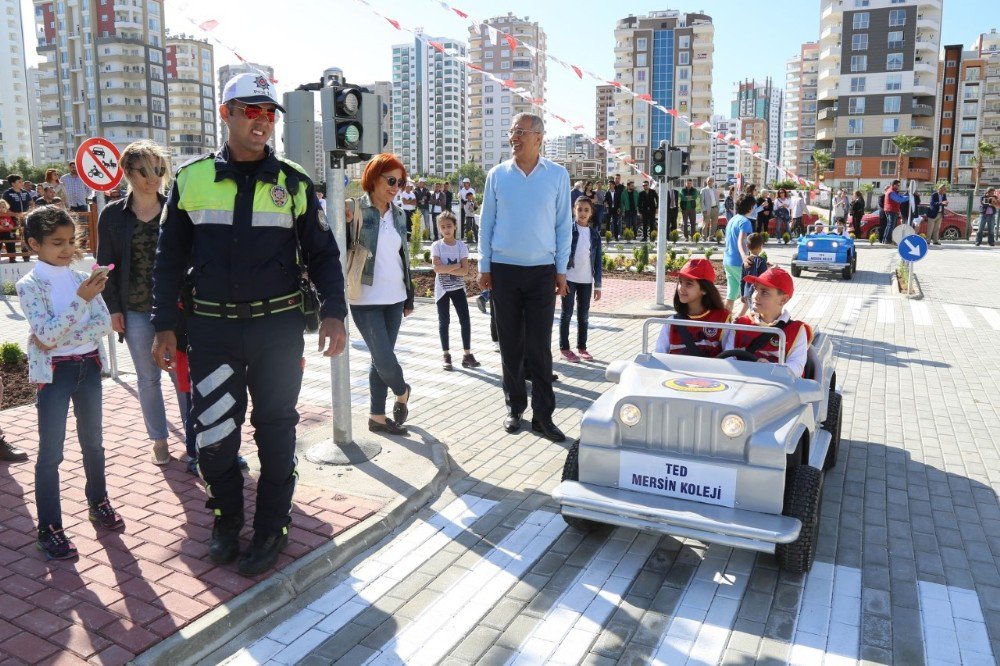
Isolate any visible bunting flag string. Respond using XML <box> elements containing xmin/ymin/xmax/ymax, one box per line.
<box><xmin>170</xmin><ymin>1</ymin><xmax>278</xmax><ymax>82</ymax></box>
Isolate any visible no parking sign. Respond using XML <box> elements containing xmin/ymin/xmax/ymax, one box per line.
<box><xmin>75</xmin><ymin>137</ymin><xmax>123</xmax><ymax>192</ymax></box>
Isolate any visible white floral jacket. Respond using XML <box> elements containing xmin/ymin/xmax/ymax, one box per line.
<box><xmin>15</xmin><ymin>269</ymin><xmax>112</xmax><ymax>384</ymax></box>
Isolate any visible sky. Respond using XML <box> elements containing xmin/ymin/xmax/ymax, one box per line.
<box><xmin>19</xmin><ymin>0</ymin><xmax>996</xmax><ymax>141</ymax></box>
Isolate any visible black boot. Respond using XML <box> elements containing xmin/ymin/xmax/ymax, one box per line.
<box><xmin>209</xmin><ymin>514</ymin><xmax>244</xmax><ymax>564</ymax></box>
<box><xmin>238</xmin><ymin>528</ymin><xmax>289</xmax><ymax>577</ymax></box>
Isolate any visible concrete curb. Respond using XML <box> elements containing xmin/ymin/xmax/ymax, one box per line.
<box><xmin>131</xmin><ymin>435</ymin><xmax>452</xmax><ymax>666</ymax></box>
<box><xmin>890</xmin><ymin>265</ymin><xmax>923</xmax><ymax>299</ymax></box>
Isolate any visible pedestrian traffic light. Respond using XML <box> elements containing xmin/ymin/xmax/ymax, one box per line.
<box><xmin>651</xmin><ymin>141</ymin><xmax>667</xmax><ymax>181</ymax></box>
<box><xmin>321</xmin><ymin>82</ymin><xmax>386</xmax><ymax>163</ymax></box>
<box><xmin>680</xmin><ymin>150</ymin><xmax>691</xmax><ymax>176</ymax></box>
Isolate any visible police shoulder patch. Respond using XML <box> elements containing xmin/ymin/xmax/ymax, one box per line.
<box><xmin>270</xmin><ymin>185</ymin><xmax>289</xmax><ymax>207</ymax></box>
<box><xmin>317</xmin><ymin>208</ymin><xmax>330</xmax><ymax>231</ymax></box>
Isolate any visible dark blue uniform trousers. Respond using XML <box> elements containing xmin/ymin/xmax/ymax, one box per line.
<box><xmin>187</xmin><ymin>308</ymin><xmax>305</xmax><ymax>533</ymax></box>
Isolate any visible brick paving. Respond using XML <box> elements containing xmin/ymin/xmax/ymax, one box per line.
<box><xmin>0</xmin><ymin>382</ymin><xmax>381</xmax><ymax>665</ymax></box>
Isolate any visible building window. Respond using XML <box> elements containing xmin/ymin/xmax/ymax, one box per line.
<box><xmin>961</xmin><ymin>119</ymin><xmax>976</xmax><ymax>133</ymax></box>
<box><xmin>941</xmin><ymin>144</ymin><xmax>950</xmax><ymax>152</ymax></box>
<box><xmin>943</xmin><ymin>111</ymin><xmax>952</xmax><ymax>118</ymax></box>
<box><xmin>883</xmin><ymin>118</ymin><xmax>900</xmax><ymax>133</ymax></box>
<box><xmin>942</xmin><ymin>128</ymin><xmax>951</xmax><ymax>135</ymax></box>
<box><xmin>636</xmin><ymin>53</ymin><xmax>647</xmax><ymax>67</ymax></box>
<box><xmin>888</xmin><ymin>9</ymin><xmax>906</xmax><ymax>26</ymax></box>
<box><xmin>967</xmin><ymin>67</ymin><xmax>981</xmax><ymax>82</ymax></box>
<box><xmin>849</xmin><ymin>76</ymin><xmax>866</xmax><ymax>92</ymax></box>
<box><xmin>886</xmin><ymin>53</ymin><xmax>903</xmax><ymax>71</ymax></box>
<box><xmin>846</xmin><ymin>159</ymin><xmax>862</xmax><ymax>176</ymax></box>
<box><xmin>636</xmin><ymin>37</ymin><xmax>647</xmax><ymax>50</ymax></box>
<box><xmin>887</xmin><ymin>31</ymin><xmax>904</xmax><ymax>49</ymax></box>
<box><xmin>849</xmin><ymin>97</ymin><xmax>865</xmax><ymax>114</ymax></box>
<box><xmin>884</xmin><ymin>96</ymin><xmax>900</xmax><ymax>113</ymax></box>
<box><xmin>960</xmin><ymin>136</ymin><xmax>977</xmax><ymax>150</ymax></box>
<box><xmin>679</xmin><ymin>35</ymin><xmax>690</xmax><ymax>49</ymax></box>
<box><xmin>852</xmin><ymin>34</ymin><xmax>868</xmax><ymax>51</ymax></box>
<box><xmin>846</xmin><ymin>139</ymin><xmax>863</xmax><ymax>155</ymax></box>
<box><xmin>850</xmin><ymin>55</ymin><xmax>867</xmax><ymax>72</ymax></box>
<box><xmin>637</xmin><ymin>70</ymin><xmax>647</xmax><ymax>82</ymax></box>
<box><xmin>963</xmin><ymin>102</ymin><xmax>979</xmax><ymax>116</ymax></box>
<box><xmin>848</xmin><ymin>119</ymin><xmax>864</xmax><ymax>134</ymax></box>
<box><xmin>852</xmin><ymin>12</ymin><xmax>869</xmax><ymax>29</ymax></box>
<box><xmin>678</xmin><ymin>51</ymin><xmax>689</xmax><ymax>65</ymax></box>
<box><xmin>881</xmin><ymin>139</ymin><xmax>898</xmax><ymax>155</ymax></box>
<box><xmin>881</xmin><ymin>160</ymin><xmax>897</xmax><ymax>176</ymax></box>
<box><xmin>939</xmin><ymin>160</ymin><xmax>949</xmax><ymax>168</ymax></box>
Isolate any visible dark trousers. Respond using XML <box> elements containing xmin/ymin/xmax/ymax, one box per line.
<box><xmin>882</xmin><ymin>211</ymin><xmax>899</xmax><ymax>244</ymax></box>
<box><xmin>609</xmin><ymin>208</ymin><xmax>621</xmax><ymax>238</ymax></box>
<box><xmin>593</xmin><ymin>207</ymin><xmax>605</xmax><ymax>235</ymax></box>
<box><xmin>622</xmin><ymin>210</ymin><xmax>637</xmax><ymax>236</ymax></box>
<box><xmin>639</xmin><ymin>211</ymin><xmax>654</xmax><ymax>239</ymax></box>
<box><xmin>436</xmin><ymin>288</ymin><xmax>471</xmax><ymax>351</ymax></box>
<box><xmin>559</xmin><ymin>281</ymin><xmax>593</xmax><ymax>350</ymax></box>
<box><xmin>491</xmin><ymin>262</ymin><xmax>556</xmax><ymax>420</ymax></box>
<box><xmin>35</xmin><ymin>355</ymin><xmax>105</xmax><ymax>528</ymax></box>
<box><xmin>681</xmin><ymin>208</ymin><xmax>697</xmax><ymax>238</ymax></box>
<box><xmin>187</xmin><ymin>308</ymin><xmax>305</xmax><ymax>533</ymax></box>
<box><xmin>667</xmin><ymin>208</ymin><xmax>679</xmax><ymax>233</ymax></box>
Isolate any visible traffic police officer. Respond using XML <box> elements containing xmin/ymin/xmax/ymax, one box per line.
<box><xmin>151</xmin><ymin>73</ymin><xmax>348</xmax><ymax>576</ymax></box>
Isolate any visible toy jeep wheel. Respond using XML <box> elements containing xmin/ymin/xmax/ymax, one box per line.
<box><xmin>822</xmin><ymin>391</ymin><xmax>842</xmax><ymax>471</ymax></box>
<box><xmin>775</xmin><ymin>465</ymin><xmax>823</xmax><ymax>573</ymax></box>
<box><xmin>561</xmin><ymin>441</ymin><xmax>601</xmax><ymax>533</ymax></box>
<box><xmin>791</xmin><ymin>264</ymin><xmax>802</xmax><ymax>277</ymax></box>
<box><xmin>841</xmin><ymin>264</ymin><xmax>853</xmax><ymax>280</ymax></box>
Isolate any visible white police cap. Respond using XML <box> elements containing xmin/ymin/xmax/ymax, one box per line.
<box><xmin>222</xmin><ymin>72</ymin><xmax>285</xmax><ymax>112</ymax></box>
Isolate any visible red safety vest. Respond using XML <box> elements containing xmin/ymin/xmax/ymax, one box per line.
<box><xmin>732</xmin><ymin>316</ymin><xmax>813</xmax><ymax>367</ymax></box>
<box><xmin>668</xmin><ymin>309</ymin><xmax>731</xmax><ymax>357</ymax></box>
<box><xmin>883</xmin><ymin>188</ymin><xmax>901</xmax><ymax>214</ymax></box>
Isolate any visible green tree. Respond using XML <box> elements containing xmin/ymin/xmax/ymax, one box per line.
<box><xmin>891</xmin><ymin>134</ymin><xmax>922</xmax><ymax>180</ymax></box>
<box><xmin>0</xmin><ymin>157</ymin><xmax>66</xmax><ymax>184</ymax></box>
<box><xmin>770</xmin><ymin>179</ymin><xmax>799</xmax><ymax>191</ymax></box>
<box><xmin>448</xmin><ymin>162</ymin><xmax>487</xmax><ymax>192</ymax></box>
<box><xmin>971</xmin><ymin>139</ymin><xmax>998</xmax><ymax>204</ymax></box>
<box><xmin>811</xmin><ymin>149</ymin><xmax>833</xmax><ymax>176</ymax></box>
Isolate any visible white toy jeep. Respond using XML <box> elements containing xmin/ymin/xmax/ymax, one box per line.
<box><xmin>553</xmin><ymin>318</ymin><xmax>842</xmax><ymax>572</ymax></box>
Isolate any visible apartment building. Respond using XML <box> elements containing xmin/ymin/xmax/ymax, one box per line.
<box><xmin>544</xmin><ymin>134</ymin><xmax>595</xmax><ymax>162</ymax></box>
<box><xmin>1</xmin><ymin>0</ymin><xmax>34</xmax><ymax>164</ymax></box>
<box><xmin>815</xmin><ymin>0</ymin><xmax>941</xmax><ymax>190</ymax></box>
<box><xmin>26</xmin><ymin>67</ymin><xmax>47</xmax><ymax>165</ymax></box>
<box><xmin>738</xmin><ymin>118</ymin><xmax>768</xmax><ymax>186</ymax></box>
<box><xmin>783</xmin><ymin>42</ymin><xmax>819</xmax><ymax>180</ymax></box>
<box><xmin>467</xmin><ymin>14</ymin><xmax>546</xmax><ymax>170</ymax></box>
<box><xmin>165</xmin><ymin>33</ymin><xmax>215</xmax><ymax>162</ymax></box>
<box><xmin>611</xmin><ymin>10</ymin><xmax>714</xmax><ymax>183</ymax></box>
<box><xmin>595</xmin><ymin>83</ymin><xmax>615</xmax><ymax>177</ymax></box>
<box><xmin>391</xmin><ymin>30</ymin><xmax>466</xmax><ymax>178</ymax></box>
<box><xmin>710</xmin><ymin>115</ymin><xmax>739</xmax><ymax>185</ymax></box>
<box><xmin>33</xmin><ymin>0</ymin><xmax>169</xmax><ymax>162</ymax></box>
<box><xmin>218</xmin><ymin>62</ymin><xmax>276</xmax><ymax>150</ymax></box>
<box><xmin>732</xmin><ymin>78</ymin><xmax>783</xmax><ymax>185</ymax></box>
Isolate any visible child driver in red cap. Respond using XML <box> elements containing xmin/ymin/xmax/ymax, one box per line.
<box><xmin>727</xmin><ymin>266</ymin><xmax>812</xmax><ymax>376</ymax></box>
<box><xmin>655</xmin><ymin>258</ymin><xmax>731</xmax><ymax>357</ymax></box>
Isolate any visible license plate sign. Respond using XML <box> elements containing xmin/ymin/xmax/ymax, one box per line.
<box><xmin>618</xmin><ymin>450</ymin><xmax>737</xmax><ymax>508</ymax></box>
<box><xmin>808</xmin><ymin>252</ymin><xmax>836</xmax><ymax>262</ymax></box>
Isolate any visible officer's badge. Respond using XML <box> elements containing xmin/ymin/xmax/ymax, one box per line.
<box><xmin>317</xmin><ymin>209</ymin><xmax>330</xmax><ymax>231</ymax></box>
<box><xmin>704</xmin><ymin>328</ymin><xmax>718</xmax><ymax>338</ymax></box>
<box><xmin>270</xmin><ymin>185</ymin><xmax>288</xmax><ymax>207</ymax></box>
<box><xmin>770</xmin><ymin>336</ymin><xmax>780</xmax><ymax>347</ymax></box>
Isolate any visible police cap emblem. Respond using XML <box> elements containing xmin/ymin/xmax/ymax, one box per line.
<box><xmin>270</xmin><ymin>185</ymin><xmax>288</xmax><ymax>207</ymax></box>
<box><xmin>704</xmin><ymin>328</ymin><xmax>718</xmax><ymax>338</ymax></box>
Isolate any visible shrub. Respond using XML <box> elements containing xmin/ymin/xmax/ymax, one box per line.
<box><xmin>1</xmin><ymin>281</ymin><xmax>15</xmax><ymax>296</ymax></box>
<box><xmin>466</xmin><ymin>230</ymin><xmax>475</xmax><ymax>243</ymax></box>
<box><xmin>869</xmin><ymin>232</ymin><xmax>878</xmax><ymax>245</ymax></box>
<box><xmin>634</xmin><ymin>243</ymin><xmax>650</xmax><ymax>266</ymax></box>
<box><xmin>635</xmin><ymin>261</ymin><xmax>646</xmax><ymax>273</ymax></box>
<box><xmin>423</xmin><ymin>250</ymin><xmax>431</xmax><ymax>264</ymax></box>
<box><xmin>761</xmin><ymin>232</ymin><xmax>770</xmax><ymax>244</ymax></box>
<box><xmin>409</xmin><ymin>211</ymin><xmax>423</xmax><ymax>265</ymax></box>
<box><xmin>425</xmin><ymin>288</ymin><xmax>432</xmax><ymax>298</ymax></box>
<box><xmin>604</xmin><ymin>230</ymin><xmax>612</xmax><ymax>242</ymax></box>
<box><xmin>919</xmin><ymin>233</ymin><xmax>928</xmax><ymax>240</ymax></box>
<box><xmin>0</xmin><ymin>342</ymin><xmax>25</xmax><ymax>366</ymax></box>
<box><xmin>692</xmin><ymin>232</ymin><xmax>702</xmax><ymax>243</ymax></box>
<box><xmin>616</xmin><ymin>244</ymin><xmax>624</xmax><ymax>252</ymax></box>
<box><xmin>669</xmin><ymin>229</ymin><xmax>681</xmax><ymax>243</ymax></box>
<box><xmin>650</xmin><ymin>230</ymin><xmax>657</xmax><ymax>242</ymax></box>
<box><xmin>715</xmin><ymin>230</ymin><xmax>724</xmax><ymax>243</ymax></box>
<box><xmin>782</xmin><ymin>232</ymin><xmax>791</xmax><ymax>245</ymax></box>
<box><xmin>603</xmin><ymin>255</ymin><xmax>615</xmax><ymax>272</ymax></box>
<box><xmin>704</xmin><ymin>248</ymin><xmax>714</xmax><ymax>260</ymax></box>
<box><xmin>623</xmin><ymin>228</ymin><xmax>635</xmax><ymax>241</ymax></box>
<box><xmin>849</xmin><ymin>233</ymin><xmax>857</xmax><ymax>240</ymax></box>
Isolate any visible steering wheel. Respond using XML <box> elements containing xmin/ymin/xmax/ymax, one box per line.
<box><xmin>718</xmin><ymin>350</ymin><xmax>759</xmax><ymax>362</ymax></box>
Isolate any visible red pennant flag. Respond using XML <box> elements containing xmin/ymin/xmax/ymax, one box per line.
<box><xmin>452</xmin><ymin>7</ymin><xmax>468</xmax><ymax>19</ymax></box>
<box><xmin>532</xmin><ymin>97</ymin><xmax>545</xmax><ymax>105</ymax></box>
<box><xmin>751</xmin><ymin>143</ymin><xmax>760</xmax><ymax>152</ymax></box>
<box><xmin>637</xmin><ymin>93</ymin><xmax>653</xmax><ymax>102</ymax></box>
<box><xmin>666</xmin><ymin>108</ymin><xmax>678</xmax><ymax>117</ymax></box>
<box><xmin>571</xmin><ymin>65</ymin><xmax>583</xmax><ymax>79</ymax></box>
<box><xmin>429</xmin><ymin>41</ymin><xmax>445</xmax><ymax>52</ymax></box>
<box><xmin>716</xmin><ymin>132</ymin><xmax>726</xmax><ymax>140</ymax></box>
<box><xmin>198</xmin><ymin>19</ymin><xmax>218</xmax><ymax>31</ymax></box>
<box><xmin>553</xmin><ymin>114</ymin><xmax>567</xmax><ymax>123</ymax></box>
<box><xmin>608</xmin><ymin>80</ymin><xmax>622</xmax><ymax>89</ymax></box>
<box><xmin>573</xmin><ymin>125</ymin><xmax>584</xmax><ymax>130</ymax></box>
<box><xmin>385</xmin><ymin>17</ymin><xmax>401</xmax><ymax>30</ymax></box>
<box><xmin>505</xmin><ymin>34</ymin><xmax>518</xmax><ymax>51</ymax></box>
<box><xmin>467</xmin><ymin>63</ymin><xmax>483</xmax><ymax>72</ymax></box>
<box><xmin>234</xmin><ymin>52</ymin><xmax>246</xmax><ymax>63</ymax></box>
<box><xmin>502</xmin><ymin>79</ymin><xmax>516</xmax><ymax>88</ymax></box>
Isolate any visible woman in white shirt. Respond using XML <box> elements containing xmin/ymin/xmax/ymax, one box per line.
<box><xmin>347</xmin><ymin>155</ymin><xmax>415</xmax><ymax>436</ymax></box>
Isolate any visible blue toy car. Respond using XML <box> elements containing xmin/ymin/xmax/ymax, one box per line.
<box><xmin>790</xmin><ymin>224</ymin><xmax>857</xmax><ymax>280</ymax></box>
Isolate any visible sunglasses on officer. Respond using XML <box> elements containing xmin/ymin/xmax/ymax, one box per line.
<box><xmin>228</xmin><ymin>101</ymin><xmax>280</xmax><ymax>123</ymax></box>
<box><xmin>128</xmin><ymin>164</ymin><xmax>167</xmax><ymax>178</ymax></box>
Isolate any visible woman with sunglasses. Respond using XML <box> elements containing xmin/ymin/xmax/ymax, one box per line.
<box><xmin>97</xmin><ymin>140</ymin><xmax>189</xmax><ymax>465</ymax></box>
<box><xmin>346</xmin><ymin>154</ymin><xmax>415</xmax><ymax>435</ymax></box>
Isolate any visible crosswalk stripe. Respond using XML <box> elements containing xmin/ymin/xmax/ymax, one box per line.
<box><xmin>787</xmin><ymin>562</ymin><xmax>862</xmax><ymax>665</ymax></box>
<box><xmin>226</xmin><ymin>495</ymin><xmax>498</xmax><ymax>666</ymax></box>
<box><xmin>976</xmin><ymin>307</ymin><xmax>1000</xmax><ymax>330</ymax></box>
<box><xmin>366</xmin><ymin>510</ymin><xmax>566</xmax><ymax>665</ymax></box>
<box><xmin>910</xmin><ymin>301</ymin><xmax>933</xmax><ymax>326</ymax></box>
<box><xmin>509</xmin><ymin>529</ymin><xmax>661</xmax><ymax>665</ymax></box>
<box><xmin>807</xmin><ymin>296</ymin><xmax>832</xmax><ymax>319</ymax></box>
<box><xmin>876</xmin><ymin>299</ymin><xmax>895</xmax><ymax>324</ymax></box>
<box><xmin>839</xmin><ymin>297</ymin><xmax>864</xmax><ymax>324</ymax></box>
<box><xmin>943</xmin><ymin>304</ymin><xmax>972</xmax><ymax>328</ymax></box>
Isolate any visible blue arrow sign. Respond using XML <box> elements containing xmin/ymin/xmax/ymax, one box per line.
<box><xmin>898</xmin><ymin>234</ymin><xmax>928</xmax><ymax>262</ymax></box>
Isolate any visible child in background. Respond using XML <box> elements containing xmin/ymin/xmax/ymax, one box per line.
<box><xmin>738</xmin><ymin>233</ymin><xmax>769</xmax><ymax>318</ymax></box>
<box><xmin>560</xmin><ymin>196</ymin><xmax>602</xmax><ymax>362</ymax></box>
<box><xmin>728</xmin><ymin>267</ymin><xmax>812</xmax><ymax>377</ymax></box>
<box><xmin>0</xmin><ymin>200</ymin><xmax>18</xmax><ymax>262</ymax></box>
<box><xmin>15</xmin><ymin>206</ymin><xmax>122</xmax><ymax>560</ymax></box>
<box><xmin>463</xmin><ymin>192</ymin><xmax>478</xmax><ymax>243</ymax></box>
<box><xmin>656</xmin><ymin>258</ymin><xmax>731</xmax><ymax>357</ymax></box>
<box><xmin>432</xmin><ymin>211</ymin><xmax>480</xmax><ymax>371</ymax></box>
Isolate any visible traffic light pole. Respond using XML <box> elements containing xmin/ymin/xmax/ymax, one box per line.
<box><xmin>652</xmin><ymin>180</ymin><xmax>669</xmax><ymax>310</ymax></box>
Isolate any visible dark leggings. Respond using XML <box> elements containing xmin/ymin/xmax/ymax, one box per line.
<box><xmin>437</xmin><ymin>288</ymin><xmax>471</xmax><ymax>351</ymax></box>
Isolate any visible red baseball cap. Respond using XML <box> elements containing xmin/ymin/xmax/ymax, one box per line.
<box><xmin>744</xmin><ymin>266</ymin><xmax>795</xmax><ymax>297</ymax></box>
<box><xmin>678</xmin><ymin>258</ymin><xmax>716</xmax><ymax>283</ymax></box>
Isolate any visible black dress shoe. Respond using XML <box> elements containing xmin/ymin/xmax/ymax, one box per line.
<box><xmin>531</xmin><ymin>419</ymin><xmax>566</xmax><ymax>442</ymax></box>
<box><xmin>504</xmin><ymin>412</ymin><xmax>523</xmax><ymax>433</ymax></box>
<box><xmin>238</xmin><ymin>529</ymin><xmax>288</xmax><ymax>577</ymax></box>
<box><xmin>368</xmin><ymin>418</ymin><xmax>408</xmax><ymax>436</ymax></box>
<box><xmin>209</xmin><ymin>514</ymin><xmax>244</xmax><ymax>565</ymax></box>
<box><xmin>0</xmin><ymin>436</ymin><xmax>28</xmax><ymax>462</ymax></box>
<box><xmin>393</xmin><ymin>383</ymin><xmax>411</xmax><ymax>425</ymax></box>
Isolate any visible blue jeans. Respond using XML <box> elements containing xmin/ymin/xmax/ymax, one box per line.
<box><xmin>882</xmin><ymin>211</ymin><xmax>899</xmax><ymax>244</ymax></box>
<box><xmin>351</xmin><ymin>302</ymin><xmax>407</xmax><ymax>416</ymax></box>
<box><xmin>560</xmin><ymin>281</ymin><xmax>593</xmax><ymax>350</ymax></box>
<box><xmin>976</xmin><ymin>214</ymin><xmax>996</xmax><ymax>246</ymax></box>
<box><xmin>124</xmin><ymin>310</ymin><xmax>181</xmax><ymax>441</ymax></box>
<box><xmin>35</xmin><ymin>355</ymin><xmax>105</xmax><ymax>528</ymax></box>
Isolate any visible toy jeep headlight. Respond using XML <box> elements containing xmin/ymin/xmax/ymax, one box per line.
<box><xmin>807</xmin><ymin>241</ymin><xmax>815</xmax><ymax>247</ymax></box>
<box><xmin>721</xmin><ymin>414</ymin><xmax>746</xmax><ymax>438</ymax></box>
<box><xmin>619</xmin><ymin>403</ymin><xmax>642</xmax><ymax>427</ymax></box>
<box><xmin>831</xmin><ymin>241</ymin><xmax>839</xmax><ymax>248</ymax></box>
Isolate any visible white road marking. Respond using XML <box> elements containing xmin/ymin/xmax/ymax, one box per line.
<box><xmin>366</xmin><ymin>510</ymin><xmax>566</xmax><ymax>665</ymax></box>
<box><xmin>943</xmin><ymin>304</ymin><xmax>972</xmax><ymax>328</ymax></box>
<box><xmin>807</xmin><ymin>296</ymin><xmax>832</xmax><ymax>319</ymax></box>
<box><xmin>909</xmin><ymin>301</ymin><xmax>933</xmax><ymax>326</ymax></box>
<box><xmin>222</xmin><ymin>495</ymin><xmax>498</xmax><ymax>666</ymax></box>
<box><xmin>788</xmin><ymin>563</ymin><xmax>862</xmax><ymax>666</ymax></box>
<box><xmin>839</xmin><ymin>297</ymin><xmax>864</xmax><ymax>324</ymax></box>
<box><xmin>976</xmin><ymin>307</ymin><xmax>1000</xmax><ymax>331</ymax></box>
<box><xmin>876</xmin><ymin>299</ymin><xmax>895</xmax><ymax>324</ymax></box>
<box><xmin>508</xmin><ymin>529</ymin><xmax>661</xmax><ymax>665</ymax></box>
<box><xmin>919</xmin><ymin>581</ymin><xmax>995</xmax><ymax>666</ymax></box>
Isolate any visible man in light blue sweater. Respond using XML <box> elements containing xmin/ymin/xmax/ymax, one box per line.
<box><xmin>478</xmin><ymin>113</ymin><xmax>572</xmax><ymax>442</ymax></box>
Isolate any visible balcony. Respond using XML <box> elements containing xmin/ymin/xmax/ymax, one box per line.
<box><xmin>912</xmin><ymin>79</ymin><xmax>935</xmax><ymax>96</ymax></box>
<box><xmin>819</xmin><ymin>67</ymin><xmax>839</xmax><ymax>81</ymax></box>
<box><xmin>912</xmin><ymin>103</ymin><xmax>933</xmax><ymax>116</ymax></box>
<box><xmin>818</xmin><ymin>106</ymin><xmax>837</xmax><ymax>121</ymax></box>
<box><xmin>818</xmin><ymin>86</ymin><xmax>837</xmax><ymax>101</ymax></box>
<box><xmin>908</xmin><ymin>124</ymin><xmax>934</xmax><ymax>138</ymax></box>
<box><xmin>913</xmin><ymin>61</ymin><xmax>936</xmax><ymax>76</ymax></box>
<box><xmin>819</xmin><ymin>46</ymin><xmax>840</xmax><ymax>61</ymax></box>
<box><xmin>907</xmin><ymin>147</ymin><xmax>931</xmax><ymax>159</ymax></box>
<box><xmin>820</xmin><ymin>23</ymin><xmax>841</xmax><ymax>43</ymax></box>
<box><xmin>903</xmin><ymin>166</ymin><xmax>930</xmax><ymax>179</ymax></box>
<box><xmin>816</xmin><ymin>127</ymin><xmax>836</xmax><ymax>141</ymax></box>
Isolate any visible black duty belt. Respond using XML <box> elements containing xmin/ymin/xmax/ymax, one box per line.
<box><xmin>191</xmin><ymin>291</ymin><xmax>302</xmax><ymax>319</ymax></box>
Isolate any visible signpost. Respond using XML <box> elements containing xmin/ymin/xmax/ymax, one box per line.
<box><xmin>897</xmin><ymin>233</ymin><xmax>928</xmax><ymax>296</ymax></box>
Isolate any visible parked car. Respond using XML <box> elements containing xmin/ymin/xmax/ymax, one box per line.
<box><xmin>717</xmin><ymin>211</ymin><xmax>821</xmax><ymax>236</ymax></box>
<box><xmin>791</xmin><ymin>225</ymin><xmax>858</xmax><ymax>280</ymax></box>
<box><xmin>553</xmin><ymin>319</ymin><xmax>842</xmax><ymax>573</ymax></box>
<box><xmin>857</xmin><ymin>206</ymin><xmax>967</xmax><ymax>241</ymax></box>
